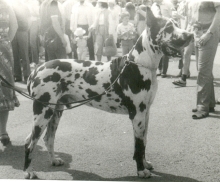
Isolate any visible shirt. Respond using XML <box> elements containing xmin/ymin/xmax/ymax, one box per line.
<box><xmin>117</xmin><ymin>22</ymin><xmax>135</xmax><ymax>40</ymax></box>
<box><xmin>187</xmin><ymin>0</ymin><xmax>220</xmax><ymax>25</ymax></box>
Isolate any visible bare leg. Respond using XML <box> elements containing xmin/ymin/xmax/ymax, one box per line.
<box><xmin>0</xmin><ymin>111</ymin><xmax>10</xmax><ymax>146</ymax></box>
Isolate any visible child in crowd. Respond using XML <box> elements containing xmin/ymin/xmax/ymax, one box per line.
<box><xmin>74</xmin><ymin>27</ymin><xmax>90</xmax><ymax>60</ymax></box>
<box><xmin>117</xmin><ymin>11</ymin><xmax>136</xmax><ymax>55</ymax></box>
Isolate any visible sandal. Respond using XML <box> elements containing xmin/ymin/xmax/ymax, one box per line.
<box><xmin>172</xmin><ymin>79</ymin><xmax>186</xmax><ymax>87</ymax></box>
<box><xmin>192</xmin><ymin>107</ymin><xmax>215</xmax><ymax>113</ymax></box>
<box><xmin>192</xmin><ymin>111</ymin><xmax>209</xmax><ymax>120</ymax></box>
<box><xmin>0</xmin><ymin>134</ymin><xmax>11</xmax><ymax>146</ymax></box>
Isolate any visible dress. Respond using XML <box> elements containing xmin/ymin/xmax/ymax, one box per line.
<box><xmin>0</xmin><ymin>0</ymin><xmax>19</xmax><ymax>111</ymax></box>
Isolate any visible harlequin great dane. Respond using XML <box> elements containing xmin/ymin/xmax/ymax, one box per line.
<box><xmin>23</xmin><ymin>7</ymin><xmax>192</xmax><ymax>179</ymax></box>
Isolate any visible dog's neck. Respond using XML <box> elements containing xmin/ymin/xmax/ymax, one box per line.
<box><xmin>128</xmin><ymin>28</ymin><xmax>163</xmax><ymax>71</ymax></box>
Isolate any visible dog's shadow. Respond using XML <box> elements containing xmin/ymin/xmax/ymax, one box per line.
<box><xmin>1</xmin><ymin>144</ymin><xmax>200</xmax><ymax>182</ymax></box>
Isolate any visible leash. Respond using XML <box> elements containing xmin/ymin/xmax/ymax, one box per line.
<box><xmin>0</xmin><ymin>58</ymin><xmax>130</xmax><ymax>112</ymax></box>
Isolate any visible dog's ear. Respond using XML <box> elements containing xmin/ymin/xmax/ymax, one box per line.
<box><xmin>146</xmin><ymin>6</ymin><xmax>157</xmax><ymax>28</ymax></box>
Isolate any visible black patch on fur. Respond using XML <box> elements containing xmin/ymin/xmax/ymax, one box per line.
<box><xmin>107</xmin><ymin>93</ymin><xmax>111</xmax><ymax>97</ymax></box>
<box><xmin>133</xmin><ymin>138</ymin><xmax>145</xmax><ymax>171</ymax></box>
<box><xmin>85</xmin><ymin>89</ymin><xmax>102</xmax><ymax>102</ymax></box>
<box><xmin>33</xmin><ymin>126</ymin><xmax>41</xmax><ymax>140</ymax></box>
<box><xmin>135</xmin><ymin>36</ymin><xmax>144</xmax><ymax>54</ymax></box>
<box><xmin>139</xmin><ymin>102</ymin><xmax>146</xmax><ymax>112</ymax></box>
<box><xmin>110</xmin><ymin>106</ymin><xmax>116</xmax><ymax>112</ymax></box>
<box><xmin>33</xmin><ymin>92</ymin><xmax>51</xmax><ymax>115</ymax></box>
<box><xmin>75</xmin><ymin>73</ymin><xmax>80</xmax><ymax>80</ymax></box>
<box><xmin>103</xmin><ymin>82</ymin><xmax>111</xmax><ymax>90</ymax></box>
<box><xmin>67</xmin><ymin>73</ymin><xmax>72</xmax><ymax>77</ymax></box>
<box><xmin>164</xmin><ymin>23</ymin><xmax>174</xmax><ymax>34</ymax></box>
<box><xmin>45</xmin><ymin>60</ymin><xmax>72</xmax><ymax>72</ymax></box>
<box><xmin>83</xmin><ymin>61</ymin><xmax>92</xmax><ymax>67</ymax></box>
<box><xmin>110</xmin><ymin>57</ymin><xmax>137</xmax><ymax>120</ymax></box>
<box><xmin>59</xmin><ymin>79</ymin><xmax>72</xmax><ymax>93</ymax></box>
<box><xmin>115</xmin><ymin>99</ymin><xmax>120</xmax><ymax>102</ymax></box>
<box><xmin>43</xmin><ymin>72</ymin><xmax>61</xmax><ymax>83</ymax></box>
<box><xmin>95</xmin><ymin>62</ymin><xmax>104</xmax><ymax>65</ymax></box>
<box><xmin>78</xmin><ymin>85</ymin><xmax>83</xmax><ymax>89</ymax></box>
<box><xmin>82</xmin><ymin>67</ymin><xmax>99</xmax><ymax>85</ymax></box>
<box><xmin>120</xmin><ymin>64</ymin><xmax>151</xmax><ymax>94</ymax></box>
<box><xmin>44</xmin><ymin>109</ymin><xmax>53</xmax><ymax>119</ymax></box>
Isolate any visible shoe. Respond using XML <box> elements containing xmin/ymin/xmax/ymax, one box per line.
<box><xmin>192</xmin><ymin>111</ymin><xmax>209</xmax><ymax>119</ymax></box>
<box><xmin>172</xmin><ymin>79</ymin><xmax>186</xmax><ymax>87</ymax></box>
<box><xmin>0</xmin><ymin>134</ymin><xmax>11</xmax><ymax>146</ymax></box>
<box><xmin>216</xmin><ymin>98</ymin><xmax>220</xmax><ymax>105</ymax></box>
<box><xmin>192</xmin><ymin>107</ymin><xmax>215</xmax><ymax>113</ymax></box>
<box><xmin>161</xmin><ymin>74</ymin><xmax>167</xmax><ymax>78</ymax></box>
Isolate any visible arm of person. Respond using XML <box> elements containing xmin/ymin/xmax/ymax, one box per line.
<box><xmin>199</xmin><ymin>5</ymin><xmax>220</xmax><ymax>46</ymax></box>
<box><xmin>207</xmin><ymin>5</ymin><xmax>220</xmax><ymax>35</ymax></box>
<box><xmin>51</xmin><ymin>15</ymin><xmax>67</xmax><ymax>47</ymax></box>
<box><xmin>8</xmin><ymin>5</ymin><xmax>18</xmax><ymax>42</ymax></box>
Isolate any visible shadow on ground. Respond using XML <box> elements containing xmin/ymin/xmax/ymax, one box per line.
<box><xmin>0</xmin><ymin>144</ymin><xmax>201</xmax><ymax>182</ymax></box>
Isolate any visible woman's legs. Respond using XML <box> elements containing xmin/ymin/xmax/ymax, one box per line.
<box><xmin>0</xmin><ymin>111</ymin><xmax>11</xmax><ymax>146</ymax></box>
<box><xmin>0</xmin><ymin>111</ymin><xmax>9</xmax><ymax>136</ymax></box>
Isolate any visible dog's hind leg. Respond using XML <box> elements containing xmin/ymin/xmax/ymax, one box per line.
<box><xmin>24</xmin><ymin>101</ymin><xmax>55</xmax><ymax>179</ymax></box>
<box><xmin>131</xmin><ymin>110</ymin><xmax>152</xmax><ymax>178</ymax></box>
<box><xmin>43</xmin><ymin>106</ymin><xmax>64</xmax><ymax>166</ymax></box>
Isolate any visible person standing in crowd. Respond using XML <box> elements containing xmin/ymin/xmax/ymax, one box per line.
<box><xmin>63</xmin><ymin>0</ymin><xmax>77</xmax><ymax>58</ymax></box>
<box><xmin>89</xmin><ymin>0</ymin><xmax>114</xmax><ymax>62</ymax></box>
<box><xmin>117</xmin><ymin>11</ymin><xmax>135</xmax><ymax>55</ymax></box>
<box><xmin>183</xmin><ymin>0</ymin><xmax>220</xmax><ymax>119</ymax></box>
<box><xmin>70</xmin><ymin>0</ymin><xmax>95</xmax><ymax>60</ymax></box>
<box><xmin>108</xmin><ymin>0</ymin><xmax>121</xmax><ymax>44</ymax></box>
<box><xmin>0</xmin><ymin>0</ymin><xmax>20</xmax><ymax>146</ymax></box>
<box><xmin>28</xmin><ymin>0</ymin><xmax>40</xmax><ymax>68</ymax></box>
<box><xmin>151</xmin><ymin>0</ymin><xmax>173</xmax><ymax>78</ymax></box>
<box><xmin>172</xmin><ymin>0</ymin><xmax>194</xmax><ymax>86</ymax></box>
<box><xmin>11</xmin><ymin>0</ymin><xmax>31</xmax><ymax>84</ymax></box>
<box><xmin>124</xmin><ymin>2</ymin><xmax>135</xmax><ymax>25</ymax></box>
<box><xmin>40</xmin><ymin>0</ymin><xmax>67</xmax><ymax>61</ymax></box>
<box><xmin>74</xmin><ymin>27</ymin><xmax>90</xmax><ymax>60</ymax></box>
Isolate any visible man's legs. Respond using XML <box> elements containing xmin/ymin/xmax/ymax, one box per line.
<box><xmin>192</xmin><ymin>31</ymin><xmax>219</xmax><ymax>119</ymax></box>
<box><xmin>172</xmin><ymin>41</ymin><xmax>194</xmax><ymax>87</ymax></box>
<box><xmin>17</xmin><ymin>30</ymin><xmax>31</xmax><ymax>82</ymax></box>
<box><xmin>12</xmin><ymin>33</ymin><xmax>22</xmax><ymax>81</ymax></box>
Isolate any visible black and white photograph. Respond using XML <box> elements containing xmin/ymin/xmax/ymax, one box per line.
<box><xmin>0</xmin><ymin>0</ymin><xmax>220</xmax><ymax>181</ymax></box>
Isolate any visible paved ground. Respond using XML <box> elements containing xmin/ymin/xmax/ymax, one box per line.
<box><xmin>1</xmin><ymin>46</ymin><xmax>220</xmax><ymax>181</ymax></box>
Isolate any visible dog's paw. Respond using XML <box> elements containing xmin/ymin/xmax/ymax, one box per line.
<box><xmin>24</xmin><ymin>171</ymin><xmax>38</xmax><ymax>179</ymax></box>
<box><xmin>52</xmin><ymin>158</ymin><xmax>64</xmax><ymax>166</ymax></box>
<box><xmin>143</xmin><ymin>160</ymin><xmax>153</xmax><ymax>170</ymax></box>
<box><xmin>137</xmin><ymin>169</ymin><xmax>151</xmax><ymax>178</ymax></box>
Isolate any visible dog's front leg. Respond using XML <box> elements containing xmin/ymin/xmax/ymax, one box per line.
<box><xmin>132</xmin><ymin>111</ymin><xmax>152</xmax><ymax>178</ymax></box>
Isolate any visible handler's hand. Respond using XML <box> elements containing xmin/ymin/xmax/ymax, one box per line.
<box><xmin>198</xmin><ymin>32</ymin><xmax>212</xmax><ymax>46</ymax></box>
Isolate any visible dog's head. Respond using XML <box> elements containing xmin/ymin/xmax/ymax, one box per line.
<box><xmin>146</xmin><ymin>7</ymin><xmax>193</xmax><ymax>57</ymax></box>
